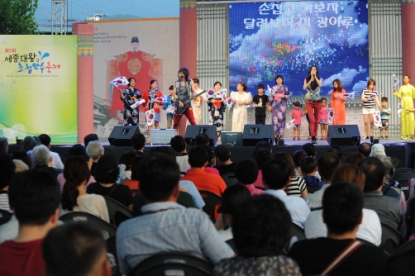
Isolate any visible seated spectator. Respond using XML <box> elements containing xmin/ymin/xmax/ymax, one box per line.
<box><xmin>344</xmin><ymin>153</ymin><xmax>365</xmax><ymax>166</ymax></box>
<box><xmin>358</xmin><ymin>142</ymin><xmax>371</xmax><ymax>157</ymax></box>
<box><xmin>252</xmin><ymin>149</ymin><xmax>272</xmax><ymax>188</ymax></box>
<box><xmin>195</xmin><ymin>133</ymin><xmax>210</xmax><ymax>146</ymax></box>
<box><xmin>327</xmin><ymin>144</ymin><xmax>343</xmax><ymax>161</ymax></box>
<box><xmin>0</xmin><ymin>155</ymin><xmax>15</xmax><ymax>212</ymax></box>
<box><xmin>118</xmin><ymin>151</ymin><xmax>137</xmax><ymax>183</ymax></box>
<box><xmin>131</xmin><ymin>133</ymin><xmax>146</xmax><ymax>157</ymax></box>
<box><xmin>38</xmin><ymin>134</ymin><xmax>64</xmax><ymax>169</ymax></box>
<box><xmin>124</xmin><ymin>155</ymin><xmax>145</xmax><ymax>191</ymax></box>
<box><xmin>12</xmin><ymin>151</ymin><xmax>33</xmax><ymax>168</ymax></box>
<box><xmin>0</xmin><ymin>170</ymin><xmax>61</xmax><ymax>276</ymax></box>
<box><xmin>197</xmin><ymin>144</ymin><xmax>220</xmax><ymax>175</ymax></box>
<box><xmin>116</xmin><ymin>153</ymin><xmax>234</xmax><ymax>274</ymax></box>
<box><xmin>84</xmin><ymin>133</ymin><xmax>99</xmax><ymax>148</ymax></box>
<box><xmin>300</xmin><ymin>157</ymin><xmax>324</xmax><ymax>190</ymax></box>
<box><xmin>302</xmin><ymin>142</ymin><xmax>316</xmax><ymax>158</ymax></box>
<box><xmin>21</xmin><ymin>136</ymin><xmax>37</xmax><ymax>156</ymax></box>
<box><xmin>213</xmin><ymin>195</ymin><xmax>301</xmax><ymax>276</ymax></box>
<box><xmin>12</xmin><ymin>159</ymin><xmax>29</xmax><ymax>172</ymax></box>
<box><xmin>235</xmin><ymin>159</ymin><xmax>263</xmax><ymax>195</ymax></box>
<box><xmin>43</xmin><ymin>222</ymin><xmax>111</xmax><ymax>276</ymax></box>
<box><xmin>305</xmin><ymin>153</ymin><xmax>340</xmax><ymax>209</ymax></box>
<box><xmin>305</xmin><ymin>165</ymin><xmax>382</xmax><ymax>246</ymax></box>
<box><xmin>87</xmin><ymin>155</ymin><xmax>133</xmax><ymax>209</ymax></box>
<box><xmin>181</xmin><ymin>146</ymin><xmax>227</xmax><ymax>197</ymax></box>
<box><xmin>61</xmin><ymin>157</ymin><xmax>109</xmax><ymax>222</ymax></box>
<box><xmin>289</xmin><ymin>182</ymin><xmax>388</xmax><ymax>275</ymax></box>
<box><xmin>86</xmin><ymin>141</ymin><xmax>104</xmax><ymax>173</ymax></box>
<box><xmin>31</xmin><ymin>145</ymin><xmax>59</xmax><ymax>178</ymax></box>
<box><xmin>292</xmin><ymin>149</ymin><xmax>307</xmax><ymax>177</ymax></box>
<box><xmin>170</xmin><ymin>135</ymin><xmax>190</xmax><ymax>174</ymax></box>
<box><xmin>274</xmin><ymin>152</ymin><xmax>308</xmax><ymax>198</ymax></box>
<box><xmin>0</xmin><ymin>137</ymin><xmax>9</xmax><ymax>155</ymax></box>
<box><xmin>359</xmin><ymin>157</ymin><xmax>405</xmax><ymax>236</ymax></box>
<box><xmin>262</xmin><ymin>159</ymin><xmax>310</xmax><ymax>228</ymax></box>
<box><xmin>253</xmin><ymin>140</ymin><xmax>272</xmax><ymax>156</ymax></box>
<box><xmin>214</xmin><ymin>145</ymin><xmax>237</xmax><ymax>175</ymax></box>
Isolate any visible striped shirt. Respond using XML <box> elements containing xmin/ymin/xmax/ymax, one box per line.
<box><xmin>0</xmin><ymin>193</ymin><xmax>11</xmax><ymax>213</ymax></box>
<box><xmin>286</xmin><ymin>177</ymin><xmax>307</xmax><ymax>197</ymax></box>
<box><xmin>362</xmin><ymin>89</ymin><xmax>378</xmax><ymax>109</ymax></box>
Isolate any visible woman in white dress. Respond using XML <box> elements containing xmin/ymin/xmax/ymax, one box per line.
<box><xmin>192</xmin><ymin>77</ymin><xmax>205</xmax><ymax>125</ymax></box>
<box><xmin>231</xmin><ymin>82</ymin><xmax>253</xmax><ymax>132</ymax></box>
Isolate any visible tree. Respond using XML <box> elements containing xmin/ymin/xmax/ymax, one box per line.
<box><xmin>0</xmin><ymin>0</ymin><xmax>38</xmax><ymax>34</ymax></box>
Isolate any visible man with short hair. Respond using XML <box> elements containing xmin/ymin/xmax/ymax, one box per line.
<box><xmin>43</xmin><ymin>222</ymin><xmax>111</xmax><ymax>276</ymax></box>
<box><xmin>38</xmin><ymin>134</ymin><xmax>64</xmax><ymax>169</ymax></box>
<box><xmin>131</xmin><ymin>133</ymin><xmax>146</xmax><ymax>156</ymax></box>
<box><xmin>116</xmin><ymin>154</ymin><xmax>234</xmax><ymax>274</ymax></box>
<box><xmin>358</xmin><ymin>142</ymin><xmax>371</xmax><ymax>157</ymax></box>
<box><xmin>86</xmin><ymin>141</ymin><xmax>104</xmax><ymax>172</ymax></box>
<box><xmin>214</xmin><ymin>145</ymin><xmax>237</xmax><ymax>175</ymax></box>
<box><xmin>0</xmin><ymin>137</ymin><xmax>9</xmax><ymax>155</ymax></box>
<box><xmin>302</xmin><ymin>143</ymin><xmax>316</xmax><ymax>158</ymax></box>
<box><xmin>327</xmin><ymin>145</ymin><xmax>343</xmax><ymax>160</ymax></box>
<box><xmin>262</xmin><ymin>159</ymin><xmax>310</xmax><ymax>228</ymax></box>
<box><xmin>0</xmin><ymin>170</ymin><xmax>61</xmax><ymax>276</ymax></box>
<box><xmin>84</xmin><ymin>133</ymin><xmax>99</xmax><ymax>148</ymax></box>
<box><xmin>289</xmin><ymin>182</ymin><xmax>388</xmax><ymax>275</ymax></box>
<box><xmin>195</xmin><ymin>133</ymin><xmax>210</xmax><ymax>146</ymax></box>
<box><xmin>170</xmin><ymin>135</ymin><xmax>190</xmax><ymax>174</ymax></box>
<box><xmin>305</xmin><ymin>153</ymin><xmax>340</xmax><ymax>209</ymax></box>
<box><xmin>31</xmin><ymin>145</ymin><xmax>59</xmax><ymax>178</ymax></box>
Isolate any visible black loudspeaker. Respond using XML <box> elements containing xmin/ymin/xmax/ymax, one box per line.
<box><xmin>328</xmin><ymin>125</ymin><xmax>360</xmax><ymax>146</ymax></box>
<box><xmin>242</xmin><ymin>124</ymin><xmax>273</xmax><ymax>146</ymax></box>
<box><xmin>184</xmin><ymin>125</ymin><xmax>218</xmax><ymax>146</ymax></box>
<box><xmin>108</xmin><ymin>126</ymin><xmax>140</xmax><ymax>146</ymax></box>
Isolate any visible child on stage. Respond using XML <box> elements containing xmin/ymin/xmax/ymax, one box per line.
<box><xmin>379</xmin><ymin>97</ymin><xmax>391</xmax><ymax>140</ymax></box>
<box><xmin>291</xmin><ymin>101</ymin><xmax>304</xmax><ymax>140</ymax></box>
<box><xmin>163</xmin><ymin>85</ymin><xmax>175</xmax><ymax>129</ymax></box>
<box><xmin>319</xmin><ymin>98</ymin><xmax>329</xmax><ymax>140</ymax></box>
<box><xmin>253</xmin><ymin>84</ymin><xmax>269</xmax><ymax>125</ymax></box>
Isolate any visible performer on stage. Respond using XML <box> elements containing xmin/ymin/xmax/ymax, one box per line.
<box><xmin>163</xmin><ymin>85</ymin><xmax>175</xmax><ymax>129</ymax></box>
<box><xmin>319</xmin><ymin>98</ymin><xmax>329</xmax><ymax>140</ymax></box>
<box><xmin>268</xmin><ymin>75</ymin><xmax>290</xmax><ymax>141</ymax></box>
<box><xmin>192</xmin><ymin>78</ymin><xmax>205</xmax><ymax>125</ymax></box>
<box><xmin>361</xmin><ymin>78</ymin><xmax>382</xmax><ymax>140</ymax></box>
<box><xmin>393</xmin><ymin>75</ymin><xmax>415</xmax><ymax>140</ymax></box>
<box><xmin>119</xmin><ymin>77</ymin><xmax>142</xmax><ymax>126</ymax></box>
<box><xmin>231</xmin><ymin>82</ymin><xmax>252</xmax><ymax>132</ymax></box>
<box><xmin>143</xmin><ymin>80</ymin><xmax>163</xmax><ymax>141</ymax></box>
<box><xmin>303</xmin><ymin>66</ymin><xmax>323</xmax><ymax>144</ymax></box>
<box><xmin>208</xmin><ymin>81</ymin><xmax>226</xmax><ymax>138</ymax></box>
<box><xmin>172</xmin><ymin>68</ymin><xmax>197</xmax><ymax>132</ymax></box>
<box><xmin>331</xmin><ymin>79</ymin><xmax>347</xmax><ymax>125</ymax></box>
<box><xmin>253</xmin><ymin>84</ymin><xmax>269</xmax><ymax>125</ymax></box>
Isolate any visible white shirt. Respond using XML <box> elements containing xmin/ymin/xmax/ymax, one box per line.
<box><xmin>0</xmin><ymin>216</ymin><xmax>17</xmax><ymax>244</ymax></box>
<box><xmin>304</xmin><ymin>209</ymin><xmax>382</xmax><ymax>246</ymax></box>
<box><xmin>305</xmin><ymin>184</ymin><xmax>329</xmax><ymax>209</ymax></box>
<box><xmin>61</xmin><ymin>194</ymin><xmax>110</xmax><ymax>223</ymax></box>
<box><xmin>50</xmin><ymin>151</ymin><xmax>64</xmax><ymax>169</ymax></box>
<box><xmin>176</xmin><ymin>155</ymin><xmax>191</xmax><ymax>174</ymax></box>
<box><xmin>264</xmin><ymin>189</ymin><xmax>310</xmax><ymax>228</ymax></box>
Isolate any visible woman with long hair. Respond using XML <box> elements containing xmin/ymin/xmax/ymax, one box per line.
<box><xmin>118</xmin><ymin>77</ymin><xmax>142</xmax><ymax>126</ymax></box>
<box><xmin>303</xmin><ymin>66</ymin><xmax>323</xmax><ymax>144</ymax></box>
<box><xmin>192</xmin><ymin>78</ymin><xmax>205</xmax><ymax>125</ymax></box>
<box><xmin>143</xmin><ymin>79</ymin><xmax>163</xmax><ymax>140</ymax></box>
<box><xmin>393</xmin><ymin>75</ymin><xmax>415</xmax><ymax>140</ymax></box>
<box><xmin>331</xmin><ymin>79</ymin><xmax>347</xmax><ymax>125</ymax></box>
<box><xmin>268</xmin><ymin>75</ymin><xmax>290</xmax><ymax>141</ymax></box>
<box><xmin>361</xmin><ymin>78</ymin><xmax>382</xmax><ymax>140</ymax></box>
<box><xmin>231</xmin><ymin>82</ymin><xmax>252</xmax><ymax>132</ymax></box>
<box><xmin>208</xmin><ymin>81</ymin><xmax>226</xmax><ymax>138</ymax></box>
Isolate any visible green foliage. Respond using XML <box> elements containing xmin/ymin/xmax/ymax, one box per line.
<box><xmin>0</xmin><ymin>0</ymin><xmax>39</xmax><ymax>34</ymax></box>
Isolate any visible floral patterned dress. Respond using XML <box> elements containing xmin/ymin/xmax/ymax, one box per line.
<box><xmin>269</xmin><ymin>84</ymin><xmax>290</xmax><ymax>137</ymax></box>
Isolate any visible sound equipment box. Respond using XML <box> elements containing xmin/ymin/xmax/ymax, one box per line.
<box><xmin>184</xmin><ymin>125</ymin><xmax>218</xmax><ymax>146</ymax></box>
<box><xmin>242</xmin><ymin>124</ymin><xmax>273</xmax><ymax>146</ymax></box>
<box><xmin>108</xmin><ymin>126</ymin><xmax>140</xmax><ymax>146</ymax></box>
<box><xmin>327</xmin><ymin>125</ymin><xmax>360</xmax><ymax>146</ymax></box>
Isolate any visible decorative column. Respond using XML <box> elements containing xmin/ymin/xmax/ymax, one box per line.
<box><xmin>179</xmin><ymin>0</ymin><xmax>197</xmax><ymax>136</ymax></box>
<box><xmin>72</xmin><ymin>23</ymin><xmax>94</xmax><ymax>143</ymax></box>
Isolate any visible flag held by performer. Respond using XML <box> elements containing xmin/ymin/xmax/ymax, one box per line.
<box><xmin>286</xmin><ymin>118</ymin><xmax>296</xmax><ymax>129</ymax></box>
<box><xmin>130</xmin><ymin>99</ymin><xmax>145</xmax><ymax>109</ymax></box>
<box><xmin>110</xmin><ymin>76</ymin><xmax>129</xmax><ymax>87</ymax></box>
<box><xmin>145</xmin><ymin>109</ymin><xmax>155</xmax><ymax>126</ymax></box>
<box><xmin>327</xmin><ymin>108</ymin><xmax>335</xmax><ymax>125</ymax></box>
<box><xmin>374</xmin><ymin>111</ymin><xmax>382</xmax><ymax>128</ymax></box>
<box><xmin>392</xmin><ymin>73</ymin><xmax>400</xmax><ymax>87</ymax></box>
<box><xmin>207</xmin><ymin>89</ymin><xmax>215</xmax><ymax>99</ymax></box>
<box><xmin>343</xmin><ymin>92</ymin><xmax>355</xmax><ymax>100</ymax></box>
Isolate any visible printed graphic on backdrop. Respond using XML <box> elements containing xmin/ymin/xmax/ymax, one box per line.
<box><xmin>0</xmin><ymin>36</ymin><xmax>78</xmax><ymax>143</ymax></box>
<box><xmin>229</xmin><ymin>1</ymin><xmax>369</xmax><ymax>96</ymax></box>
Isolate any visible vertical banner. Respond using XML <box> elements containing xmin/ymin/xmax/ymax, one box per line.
<box><xmin>0</xmin><ymin>36</ymin><xmax>78</xmax><ymax>143</ymax></box>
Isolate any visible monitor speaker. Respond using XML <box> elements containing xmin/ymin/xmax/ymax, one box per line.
<box><xmin>242</xmin><ymin>124</ymin><xmax>273</xmax><ymax>146</ymax></box>
<box><xmin>184</xmin><ymin>125</ymin><xmax>217</xmax><ymax>146</ymax></box>
<box><xmin>108</xmin><ymin>126</ymin><xmax>140</xmax><ymax>146</ymax></box>
<box><xmin>327</xmin><ymin>125</ymin><xmax>360</xmax><ymax>146</ymax></box>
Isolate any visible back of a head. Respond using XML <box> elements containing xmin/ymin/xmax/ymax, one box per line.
<box><xmin>149</xmin><ymin>146</ymin><xmax>176</xmax><ymax>160</ymax></box>
<box><xmin>215</xmin><ymin>145</ymin><xmax>231</xmax><ymax>163</ymax></box>
<box><xmin>273</xmin><ymin>152</ymin><xmax>295</xmax><ymax>177</ymax></box>
<box><xmin>235</xmin><ymin>159</ymin><xmax>259</xmax><ymax>185</ymax></box>
<box><xmin>12</xmin><ymin>151</ymin><xmax>33</xmax><ymax>168</ymax></box>
<box><xmin>302</xmin><ymin>143</ymin><xmax>316</xmax><ymax>157</ymax></box>
<box><xmin>0</xmin><ymin>155</ymin><xmax>16</xmax><ymax>190</ymax></box>
<box><xmin>358</xmin><ymin>142</ymin><xmax>371</xmax><ymax>157</ymax></box>
<box><xmin>0</xmin><ymin>137</ymin><xmax>8</xmax><ymax>153</ymax></box>
<box><xmin>220</xmin><ymin>185</ymin><xmax>251</xmax><ymax>216</ymax></box>
<box><xmin>67</xmin><ymin>144</ymin><xmax>87</xmax><ymax>161</ymax></box>
<box><xmin>344</xmin><ymin>153</ymin><xmax>365</xmax><ymax>166</ymax></box>
<box><xmin>86</xmin><ymin>141</ymin><xmax>104</xmax><ymax>159</ymax></box>
<box><xmin>262</xmin><ymin>159</ymin><xmax>291</xmax><ymax>190</ymax></box>
<box><xmin>131</xmin><ymin>133</ymin><xmax>146</xmax><ymax>150</ymax></box>
<box><xmin>9</xmin><ymin>170</ymin><xmax>61</xmax><ymax>225</ymax></box>
<box><xmin>188</xmin><ymin>146</ymin><xmax>209</xmax><ymax>168</ymax></box>
<box><xmin>253</xmin><ymin>140</ymin><xmax>272</xmax><ymax>156</ymax></box>
<box><xmin>358</xmin><ymin>157</ymin><xmax>385</xmax><ymax>192</ymax></box>
<box><xmin>94</xmin><ymin>155</ymin><xmax>120</xmax><ymax>184</ymax></box>
<box><xmin>43</xmin><ymin>222</ymin><xmax>108</xmax><ymax>276</ymax></box>
<box><xmin>327</xmin><ymin>145</ymin><xmax>343</xmax><ymax>160</ymax></box>
<box><xmin>331</xmin><ymin>165</ymin><xmax>366</xmax><ymax>190</ymax></box>
<box><xmin>253</xmin><ymin>149</ymin><xmax>272</xmax><ymax>170</ymax></box>
<box><xmin>21</xmin><ymin>136</ymin><xmax>37</xmax><ymax>152</ymax></box>
<box><xmin>195</xmin><ymin>133</ymin><xmax>209</xmax><ymax>146</ymax></box>
<box><xmin>369</xmin><ymin>144</ymin><xmax>386</xmax><ymax>158</ymax></box>
<box><xmin>300</xmin><ymin>156</ymin><xmax>317</xmax><ymax>175</ymax></box>
<box><xmin>39</xmin><ymin>134</ymin><xmax>52</xmax><ymax>147</ymax></box>
<box><xmin>292</xmin><ymin>149</ymin><xmax>307</xmax><ymax>167</ymax></box>
<box><xmin>119</xmin><ymin>151</ymin><xmax>137</xmax><ymax>169</ymax></box>
<box><xmin>32</xmin><ymin>144</ymin><xmax>50</xmax><ymax>166</ymax></box>
<box><xmin>137</xmin><ymin>153</ymin><xmax>180</xmax><ymax>202</ymax></box>
<box><xmin>322</xmin><ymin>182</ymin><xmax>364</xmax><ymax>235</ymax></box>
<box><xmin>84</xmin><ymin>133</ymin><xmax>99</xmax><ymax>148</ymax></box>
<box><xmin>170</xmin><ymin>135</ymin><xmax>186</xmax><ymax>153</ymax></box>
<box><xmin>62</xmin><ymin>157</ymin><xmax>91</xmax><ymax>211</ymax></box>
<box><xmin>317</xmin><ymin>153</ymin><xmax>340</xmax><ymax>182</ymax></box>
<box><xmin>232</xmin><ymin>195</ymin><xmax>291</xmax><ymax>257</ymax></box>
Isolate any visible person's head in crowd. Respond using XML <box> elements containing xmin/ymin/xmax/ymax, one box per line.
<box><xmin>131</xmin><ymin>133</ymin><xmax>146</xmax><ymax>152</ymax></box>
<box><xmin>199</xmin><ymin>144</ymin><xmax>215</xmax><ymax>167</ymax></box>
<box><xmin>0</xmin><ymin>137</ymin><xmax>8</xmax><ymax>154</ymax></box>
<box><xmin>219</xmin><ymin>185</ymin><xmax>251</xmax><ymax>229</ymax></box>
<box><xmin>0</xmin><ymin>155</ymin><xmax>15</xmax><ymax>192</ymax></box>
<box><xmin>300</xmin><ymin>156</ymin><xmax>318</xmax><ymax>176</ymax></box>
<box><xmin>215</xmin><ymin>145</ymin><xmax>231</xmax><ymax>164</ymax></box>
<box><xmin>66</xmin><ymin>144</ymin><xmax>87</xmax><ymax>161</ymax></box>
<box><xmin>84</xmin><ymin>133</ymin><xmax>99</xmax><ymax>148</ymax></box>
<box><xmin>235</xmin><ymin>159</ymin><xmax>259</xmax><ymax>185</ymax></box>
<box><xmin>331</xmin><ymin>165</ymin><xmax>366</xmax><ymax>190</ymax></box>
<box><xmin>21</xmin><ymin>136</ymin><xmax>37</xmax><ymax>153</ymax></box>
<box><xmin>93</xmin><ymin>155</ymin><xmax>120</xmax><ymax>184</ymax></box>
<box><xmin>358</xmin><ymin>142</ymin><xmax>371</xmax><ymax>157</ymax></box>
<box><xmin>61</xmin><ymin>157</ymin><xmax>91</xmax><ymax>211</ymax></box>
<box><xmin>137</xmin><ymin>153</ymin><xmax>180</xmax><ymax>203</ymax></box>
<box><xmin>232</xmin><ymin>195</ymin><xmax>291</xmax><ymax>257</ymax></box>
<box><xmin>317</xmin><ymin>153</ymin><xmax>340</xmax><ymax>184</ymax></box>
<box><xmin>32</xmin><ymin>144</ymin><xmax>51</xmax><ymax>166</ymax></box>
<box><xmin>12</xmin><ymin>151</ymin><xmax>33</xmax><ymax>168</ymax></box>
<box><xmin>43</xmin><ymin>222</ymin><xmax>111</xmax><ymax>276</ymax></box>
<box><xmin>369</xmin><ymin>144</ymin><xmax>387</xmax><ymax>158</ymax></box>
<box><xmin>170</xmin><ymin>135</ymin><xmax>187</xmax><ymax>153</ymax></box>
<box><xmin>273</xmin><ymin>152</ymin><xmax>296</xmax><ymax>177</ymax></box>
<box><xmin>188</xmin><ymin>146</ymin><xmax>210</xmax><ymax>168</ymax></box>
<box><xmin>253</xmin><ymin>140</ymin><xmax>272</xmax><ymax>156</ymax></box>
<box><xmin>292</xmin><ymin>149</ymin><xmax>307</xmax><ymax>168</ymax></box>
<box><xmin>262</xmin><ymin>159</ymin><xmax>291</xmax><ymax>190</ymax></box>
<box><xmin>344</xmin><ymin>153</ymin><xmax>365</xmax><ymax>166</ymax></box>
<box><xmin>149</xmin><ymin>146</ymin><xmax>176</xmax><ymax>160</ymax></box>
<box><xmin>195</xmin><ymin>133</ymin><xmax>210</xmax><ymax>146</ymax></box>
<box><xmin>119</xmin><ymin>151</ymin><xmax>137</xmax><ymax>171</ymax></box>
<box><xmin>327</xmin><ymin>145</ymin><xmax>343</xmax><ymax>161</ymax></box>
<box><xmin>86</xmin><ymin>141</ymin><xmax>104</xmax><ymax>161</ymax></box>
<box><xmin>302</xmin><ymin>143</ymin><xmax>316</xmax><ymax>158</ymax></box>
<box><xmin>254</xmin><ymin>149</ymin><xmax>273</xmax><ymax>170</ymax></box>
<box><xmin>12</xmin><ymin>159</ymin><xmax>29</xmax><ymax>172</ymax></box>
<box><xmin>358</xmin><ymin>157</ymin><xmax>385</xmax><ymax>192</ymax></box>
<box><xmin>322</xmin><ymin>182</ymin><xmax>363</xmax><ymax>236</ymax></box>
<box><xmin>38</xmin><ymin>134</ymin><xmax>52</xmax><ymax>149</ymax></box>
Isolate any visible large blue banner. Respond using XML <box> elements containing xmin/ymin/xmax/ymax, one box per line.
<box><xmin>229</xmin><ymin>1</ymin><xmax>369</xmax><ymax>96</ymax></box>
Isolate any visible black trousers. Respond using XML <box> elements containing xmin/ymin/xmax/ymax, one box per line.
<box><xmin>255</xmin><ymin>116</ymin><xmax>266</xmax><ymax>125</ymax></box>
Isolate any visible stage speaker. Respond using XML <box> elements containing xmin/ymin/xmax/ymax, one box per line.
<box><xmin>328</xmin><ymin>125</ymin><xmax>360</xmax><ymax>146</ymax></box>
<box><xmin>184</xmin><ymin>125</ymin><xmax>217</xmax><ymax>146</ymax></box>
<box><xmin>108</xmin><ymin>126</ymin><xmax>140</xmax><ymax>146</ymax></box>
<box><xmin>242</xmin><ymin>124</ymin><xmax>273</xmax><ymax>146</ymax></box>
<box><xmin>221</xmin><ymin>131</ymin><xmax>243</xmax><ymax>146</ymax></box>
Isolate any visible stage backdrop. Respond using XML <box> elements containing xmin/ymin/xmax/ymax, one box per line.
<box><xmin>229</xmin><ymin>1</ymin><xmax>369</xmax><ymax>96</ymax></box>
<box><xmin>91</xmin><ymin>18</ymin><xmax>180</xmax><ymax>139</ymax></box>
<box><xmin>0</xmin><ymin>36</ymin><xmax>78</xmax><ymax>143</ymax></box>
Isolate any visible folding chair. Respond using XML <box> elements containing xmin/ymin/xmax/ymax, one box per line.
<box><xmin>220</xmin><ymin>172</ymin><xmax>239</xmax><ymax>187</ymax></box>
<box><xmin>60</xmin><ymin>212</ymin><xmax>117</xmax><ymax>238</ymax></box>
<box><xmin>380</xmin><ymin>223</ymin><xmax>405</xmax><ymax>255</ymax></box>
<box><xmin>103</xmin><ymin>196</ymin><xmax>133</xmax><ymax>226</ymax></box>
<box><xmin>0</xmin><ymin>209</ymin><xmax>12</xmax><ymax>226</ymax></box>
<box><xmin>198</xmin><ymin>190</ymin><xmax>222</xmax><ymax>222</ymax></box>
